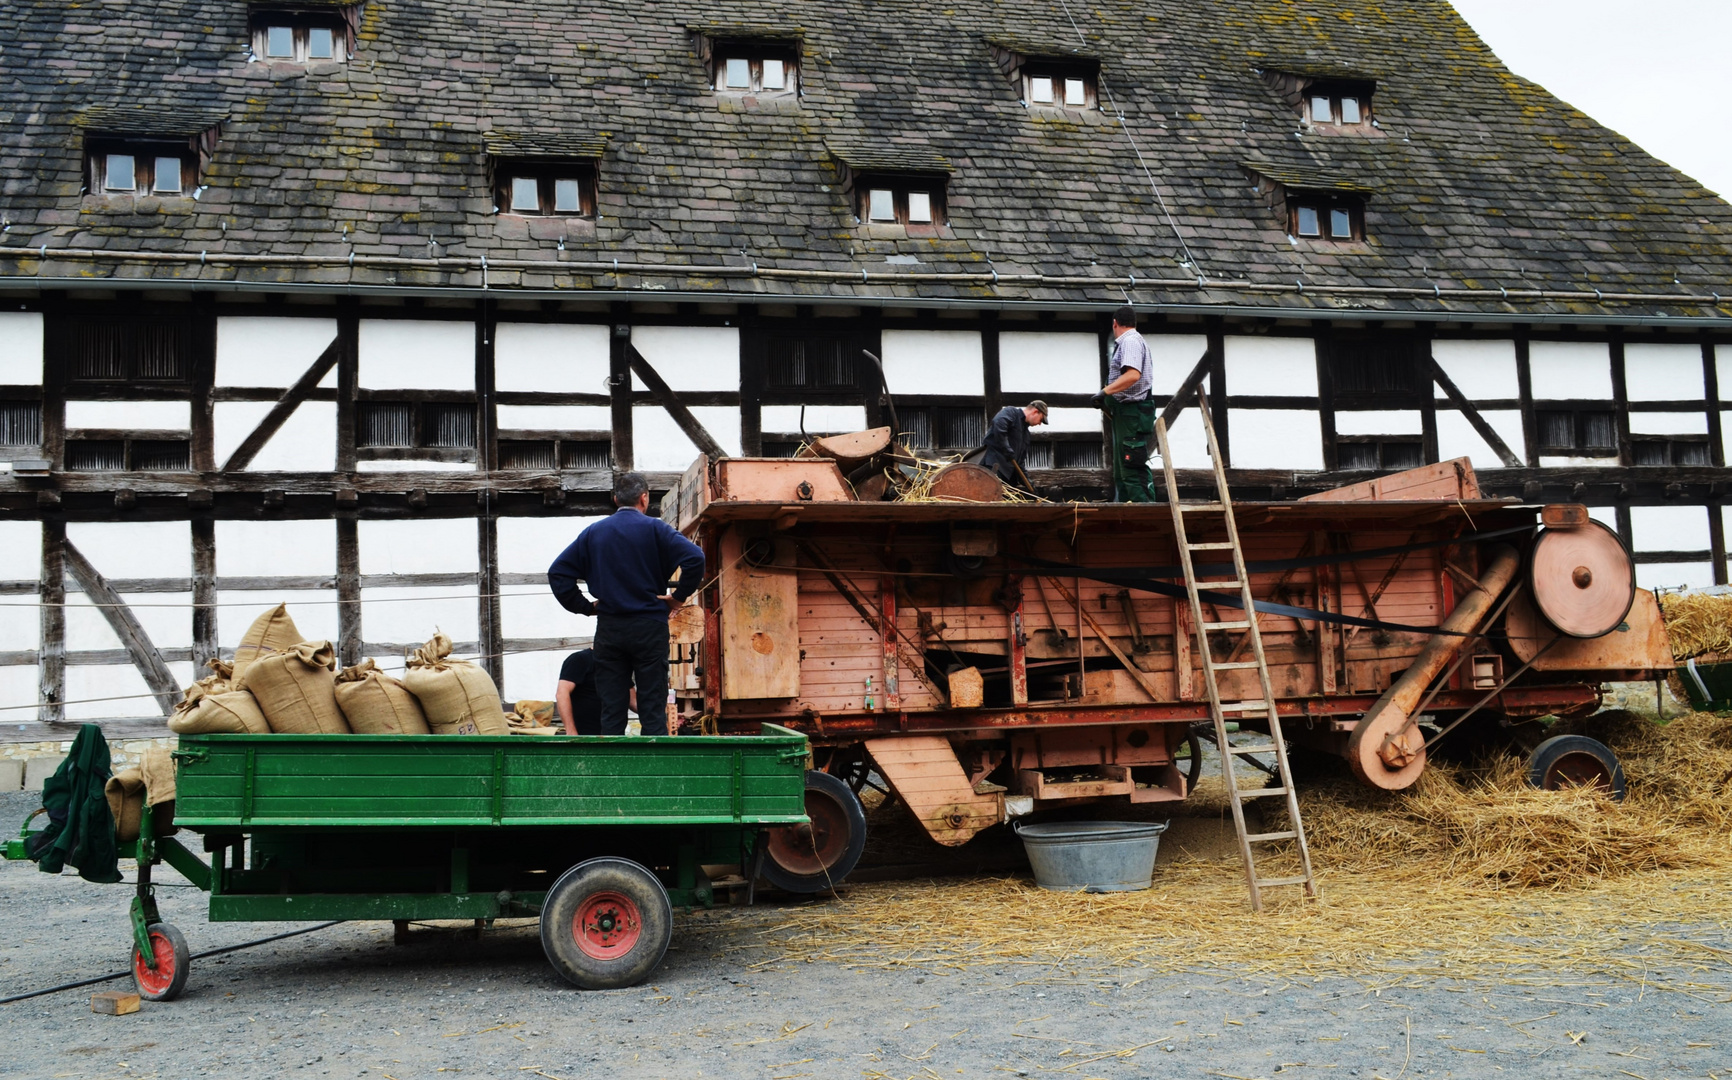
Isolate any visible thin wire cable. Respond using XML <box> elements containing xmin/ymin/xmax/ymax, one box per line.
<box><xmin>1054</xmin><ymin>0</ymin><xmax>1202</xmax><ymax>275</ymax></box>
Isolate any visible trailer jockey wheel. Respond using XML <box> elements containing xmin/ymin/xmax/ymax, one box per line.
<box><xmin>1526</xmin><ymin>735</ymin><xmax>1627</xmax><ymax>801</ymax></box>
<box><xmin>541</xmin><ymin>857</ymin><xmax>672</xmax><ymax>990</ymax></box>
<box><xmin>132</xmin><ymin>922</ymin><xmax>190</xmax><ymax>1002</ymax></box>
<box><xmin>761</xmin><ymin>770</ymin><xmax>867</xmax><ymax>894</ymax></box>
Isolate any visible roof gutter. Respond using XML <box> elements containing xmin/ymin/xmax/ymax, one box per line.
<box><xmin>3</xmin><ymin>247</ymin><xmax>1730</xmax><ymax>329</ymax></box>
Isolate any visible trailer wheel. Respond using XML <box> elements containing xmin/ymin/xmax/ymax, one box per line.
<box><xmin>132</xmin><ymin>922</ymin><xmax>190</xmax><ymax>1002</ymax></box>
<box><xmin>1180</xmin><ymin>724</ymin><xmax>1209</xmax><ymax>793</ymax></box>
<box><xmin>1527</xmin><ymin>735</ymin><xmax>1627</xmax><ymax>801</ymax></box>
<box><xmin>761</xmin><ymin>770</ymin><xmax>867</xmax><ymax>894</ymax></box>
<box><xmin>541</xmin><ymin>857</ymin><xmax>672</xmax><ymax>990</ymax></box>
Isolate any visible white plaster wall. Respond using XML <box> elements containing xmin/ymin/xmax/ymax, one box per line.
<box><xmin>213</xmin><ymin>401</ymin><xmax>336</xmax><ymax>471</ymax></box>
<box><xmin>1224</xmin><ymin>337</ymin><xmax>1317</xmax><ymax>397</ymax></box>
<box><xmin>1630</xmin><ymin>505</ymin><xmax>1710</xmax><ymax>552</ymax></box>
<box><xmin>496</xmin><ymin>322</ymin><xmax>611</xmax><ymax>393</ymax></box>
<box><xmin>1145</xmin><ymin>335</ymin><xmax>1211</xmax><ymax>395</ymax></box>
<box><xmin>1589</xmin><ymin>507</ymin><xmax>1618</xmax><ymax>532</ymax></box>
<box><xmin>1719</xmin><ymin>353</ymin><xmax>1732</xmax><ymax>401</ymax></box>
<box><xmin>1436</xmin><ymin>410</ymin><xmax>1525</xmax><ymax>468</ymax></box>
<box><xmin>0</xmin><ymin>521</ymin><xmax>37</xmax><ymax>653</ymax></box>
<box><xmin>67</xmin><ymin>522</ymin><xmax>189</xmax><ymax>579</ymax></box>
<box><xmin>504</xmin><ymin>652</ymin><xmax>573</xmax><ymax>708</ymax></box>
<box><xmin>358</xmin><ymin>320</ymin><xmax>474</xmax><ymax>391</ymax></box>
<box><xmin>356</xmin><ymin>458</ymin><xmax>475</xmax><ymax>473</ymax></box>
<box><xmin>1226</xmin><ymin>410</ymin><xmax>1323</xmax><ymax>469</ymax></box>
<box><xmin>1638</xmin><ymin>562</ymin><xmax>1715</xmax><ymax>591</ymax></box>
<box><xmin>629</xmin><ymin>326</ymin><xmax>739</xmax><ymax>392</ymax></box>
<box><xmin>65</xmin><ymin>401</ymin><xmax>190</xmax><ymax>430</ymax></box>
<box><xmin>65</xmin><ymin>591</ymin><xmax>193</xmax><ymax>653</ymax></box>
<box><xmin>1334</xmin><ymin>410</ymin><xmax>1422</xmax><ymax>436</ymax></box>
<box><xmin>760</xmin><ymin>405</ymin><xmax>867</xmax><ymax>433</ymax></box>
<box><xmin>1431</xmin><ymin>340</ymin><xmax>1518</xmax><ymax>399</ymax></box>
<box><xmin>496</xmin><ymin>405</ymin><xmax>613</xmax><ymax>431</ymax></box>
<box><xmin>500</xmin><ymin>516</ymin><xmax>596</xmax><ymax>576</ymax></box>
<box><xmin>1042</xmin><ymin>407</ymin><xmax>1102</xmax><ymax>433</ymax></box>
<box><xmin>215</xmin><ymin>520</ymin><xmax>335</xmax><ymax>578</ymax></box>
<box><xmin>1158</xmin><ymin>383</ymin><xmax>1214</xmax><ymax>469</ymax></box>
<box><xmin>66</xmin><ymin>663</ymin><xmax>194</xmax><ymax>721</ymax></box>
<box><xmin>1624</xmin><ymin>343</ymin><xmax>1704</xmax><ymax>401</ymax></box>
<box><xmin>361</xmin><ymin>518</ymin><xmax>477</xmax><ymax>575</ymax></box>
<box><xmin>1538</xmin><ymin>456</ymin><xmax>1617</xmax><ymax>468</ymax></box>
<box><xmin>999</xmin><ymin>332</ymin><xmax>1098</xmax><ymax>394</ymax></box>
<box><xmin>632</xmin><ymin>407</ymin><xmax>741</xmax><ymax>470</ymax></box>
<box><xmin>1629</xmin><ymin>411</ymin><xmax>1707</xmax><ymax>435</ymax></box>
<box><xmin>217</xmin><ymin>593</ymin><xmax>339</xmax><ymax>651</ymax></box>
<box><xmin>216</xmin><ymin>317</ymin><xmax>339</xmax><ymax>388</ymax></box>
<box><xmin>361</xmin><ymin>586</ymin><xmax>477</xmax><ymax>652</ymax></box>
<box><xmin>880</xmin><ymin>330</ymin><xmax>983</xmax><ymax>395</ymax></box>
<box><xmin>0</xmin><ymin>519</ymin><xmax>38</xmax><ymax>581</ymax></box>
<box><xmin>0</xmin><ymin>312</ymin><xmax>43</xmax><ymax>385</ymax></box>
<box><xmin>1528</xmin><ymin>341</ymin><xmax>1612</xmax><ymax>400</ymax></box>
<box><xmin>0</xmin><ymin>666</ymin><xmax>37</xmax><ymax>718</ymax></box>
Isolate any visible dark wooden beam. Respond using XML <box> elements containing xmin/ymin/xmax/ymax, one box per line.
<box><xmin>221</xmin><ymin>335</ymin><xmax>342</xmax><ymax>472</ymax></box>
<box><xmin>336</xmin><ymin>516</ymin><xmax>361</xmax><ymax>669</ymax></box>
<box><xmin>191</xmin><ymin>516</ymin><xmax>218</xmax><ymax>670</ymax></box>
<box><xmin>60</xmin><ymin>536</ymin><xmax>180</xmax><ymax>715</ymax></box>
<box><xmin>625</xmin><ymin>343</ymin><xmax>728</xmax><ymax>461</ymax></box>
<box><xmin>1157</xmin><ymin>344</ymin><xmax>1216</xmax><ymax>432</ymax></box>
<box><xmin>609</xmin><ymin>315</ymin><xmax>633</xmax><ymax>471</ymax></box>
<box><xmin>39</xmin><ymin>520</ymin><xmax>65</xmax><ymax>724</ymax></box>
<box><xmin>478</xmin><ymin>509</ymin><xmax>504</xmax><ymax>690</ymax></box>
<box><xmin>1428</xmin><ymin>358</ymin><xmax>1523</xmax><ymax>468</ymax></box>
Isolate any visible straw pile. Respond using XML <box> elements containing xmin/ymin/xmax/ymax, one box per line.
<box><xmin>749</xmin><ymin>711</ymin><xmax>1732</xmax><ymax>988</ymax></box>
<box><xmin>1657</xmin><ymin>591</ymin><xmax>1732</xmax><ymax>660</ymax></box>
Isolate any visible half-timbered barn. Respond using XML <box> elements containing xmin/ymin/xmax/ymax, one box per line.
<box><xmin>0</xmin><ymin>0</ymin><xmax>1729</xmax><ymax>750</ymax></box>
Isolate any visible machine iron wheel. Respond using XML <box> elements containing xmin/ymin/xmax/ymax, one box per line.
<box><xmin>760</xmin><ymin>770</ymin><xmax>867</xmax><ymax>894</ymax></box>
<box><xmin>132</xmin><ymin>922</ymin><xmax>190</xmax><ymax>1002</ymax></box>
<box><xmin>1526</xmin><ymin>735</ymin><xmax>1627</xmax><ymax>801</ymax></box>
<box><xmin>540</xmin><ymin>857</ymin><xmax>672</xmax><ymax>990</ymax></box>
<box><xmin>818</xmin><ymin>745</ymin><xmax>876</xmax><ymax>795</ymax></box>
<box><xmin>1180</xmin><ymin>723</ymin><xmax>1209</xmax><ymax>792</ymax></box>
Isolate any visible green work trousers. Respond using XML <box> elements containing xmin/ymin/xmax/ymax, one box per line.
<box><xmin>1106</xmin><ymin>396</ymin><xmax>1158</xmax><ymax>503</ymax></box>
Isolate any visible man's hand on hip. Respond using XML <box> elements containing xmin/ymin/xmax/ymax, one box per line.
<box><xmin>662</xmin><ymin>593</ymin><xmax>683</xmax><ymax>612</ymax></box>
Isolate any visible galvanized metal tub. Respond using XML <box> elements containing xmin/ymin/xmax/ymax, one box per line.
<box><xmin>1015</xmin><ymin>820</ymin><xmax>1167</xmax><ymax>892</ymax></box>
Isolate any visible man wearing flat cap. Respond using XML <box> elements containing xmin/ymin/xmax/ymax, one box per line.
<box><xmin>978</xmin><ymin>399</ymin><xmax>1049</xmax><ymax>488</ymax></box>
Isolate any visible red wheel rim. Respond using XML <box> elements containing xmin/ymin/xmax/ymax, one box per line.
<box><xmin>768</xmin><ymin>789</ymin><xmax>848</xmax><ymax>876</ymax></box>
<box><xmin>572</xmin><ymin>891</ymin><xmax>642</xmax><ymax>961</ymax></box>
<box><xmin>134</xmin><ymin>931</ymin><xmax>176</xmax><ymax>997</ymax></box>
<box><xmin>1543</xmin><ymin>752</ymin><xmax>1615</xmax><ymax>793</ymax></box>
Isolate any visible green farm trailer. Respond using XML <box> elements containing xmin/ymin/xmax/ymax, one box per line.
<box><xmin>4</xmin><ymin>726</ymin><xmax>813</xmax><ymax>997</ymax></box>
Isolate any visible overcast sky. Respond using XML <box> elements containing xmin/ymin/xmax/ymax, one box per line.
<box><xmin>1449</xmin><ymin>0</ymin><xmax>1731</xmax><ymax>197</ymax></box>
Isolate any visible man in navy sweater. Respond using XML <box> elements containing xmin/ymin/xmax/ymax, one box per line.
<box><xmin>547</xmin><ymin>472</ymin><xmax>707</xmax><ymax>736</ymax></box>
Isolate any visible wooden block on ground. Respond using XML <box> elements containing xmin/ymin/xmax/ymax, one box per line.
<box><xmin>0</xmin><ymin>759</ymin><xmax>22</xmax><ymax>792</ymax></box>
<box><xmin>91</xmin><ymin>991</ymin><xmax>140</xmax><ymax>1015</ymax></box>
<box><xmin>22</xmin><ymin>755</ymin><xmax>65</xmax><ymax>792</ymax></box>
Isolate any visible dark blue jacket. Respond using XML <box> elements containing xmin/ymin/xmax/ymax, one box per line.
<box><xmin>547</xmin><ymin>508</ymin><xmax>707</xmax><ymax>621</ymax></box>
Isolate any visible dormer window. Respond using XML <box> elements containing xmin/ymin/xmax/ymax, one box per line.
<box><xmin>1304</xmin><ymin>84</ymin><xmax>1372</xmax><ymax>127</ymax></box>
<box><xmin>1291</xmin><ymin>195</ymin><xmax>1362</xmax><ymax>241</ymax></box>
<box><xmin>87</xmin><ymin>138</ymin><xmax>197</xmax><ymax>197</ymax></box>
<box><xmin>859</xmin><ymin>179</ymin><xmax>944</xmax><ymax>228</ymax></box>
<box><xmin>250</xmin><ymin>9</ymin><xmax>353</xmax><ymax>63</ymax></box>
<box><xmin>693</xmin><ymin>34</ymin><xmax>800</xmax><ymax>96</ymax></box>
<box><xmin>1261</xmin><ymin>68</ymin><xmax>1377</xmax><ymax>133</ymax></box>
<box><xmin>1023</xmin><ymin>64</ymin><xmax>1097</xmax><ymax>109</ymax></box>
<box><xmin>495</xmin><ymin>162</ymin><xmax>596</xmax><ymax>217</ymax></box>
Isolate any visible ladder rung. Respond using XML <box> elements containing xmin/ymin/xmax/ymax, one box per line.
<box><xmin>1209</xmin><ymin>660</ymin><xmax>1260</xmax><ymax>671</ymax></box>
<box><xmin>1195</xmin><ymin>580</ymin><xmax>1243</xmax><ymax>591</ymax></box>
<box><xmin>1202</xmin><ymin>620</ymin><xmax>1250</xmax><ymax>631</ymax></box>
<box><xmin>1227</xmin><ymin>744</ymin><xmax>1279</xmax><ymax>756</ymax></box>
<box><xmin>1217</xmin><ymin>701</ymin><xmax>1270</xmax><ymax>712</ymax></box>
<box><xmin>1236</xmin><ymin>786</ymin><xmax>1289</xmax><ymax>799</ymax></box>
<box><xmin>1245</xmin><ymin>831</ymin><xmax>1298</xmax><ymax>843</ymax></box>
<box><xmin>1254</xmin><ymin>875</ymin><xmax>1313</xmax><ymax>888</ymax></box>
<box><xmin>1188</xmin><ymin>541</ymin><xmax>1237</xmax><ymax>551</ymax></box>
<box><xmin>1179</xmin><ymin>502</ymin><xmax>1226</xmax><ymax>512</ymax></box>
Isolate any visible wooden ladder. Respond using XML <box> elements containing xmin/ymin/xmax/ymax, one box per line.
<box><xmin>1153</xmin><ymin>389</ymin><xmax>1318</xmax><ymax>911</ymax></box>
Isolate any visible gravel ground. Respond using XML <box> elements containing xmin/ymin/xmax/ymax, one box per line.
<box><xmin>3</xmin><ymin>789</ymin><xmax>1729</xmax><ymax>1080</ymax></box>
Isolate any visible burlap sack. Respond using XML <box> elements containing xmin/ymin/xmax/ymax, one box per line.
<box><xmin>231</xmin><ymin>604</ymin><xmax>303</xmax><ymax>684</ymax></box>
<box><xmin>244</xmin><ymin>640</ymin><xmax>350</xmax><ymax>735</ymax></box>
<box><xmin>139</xmin><ymin>745</ymin><xmax>177</xmax><ymax>807</ymax></box>
<box><xmin>105</xmin><ymin>769</ymin><xmax>145</xmax><ymax>843</ymax></box>
<box><xmin>510</xmin><ymin>699</ymin><xmax>556</xmax><ymax>726</ymax></box>
<box><xmin>403</xmin><ymin>633</ymin><xmax>509</xmax><ymax>735</ymax></box>
<box><xmin>335</xmin><ymin>659</ymin><xmax>430</xmax><ymax>735</ymax></box>
<box><xmin>168</xmin><ymin>690</ymin><xmax>272</xmax><ymax>734</ymax></box>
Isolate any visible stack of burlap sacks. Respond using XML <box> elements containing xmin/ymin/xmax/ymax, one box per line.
<box><xmin>168</xmin><ymin>604</ymin><xmax>510</xmax><ymax>737</ymax></box>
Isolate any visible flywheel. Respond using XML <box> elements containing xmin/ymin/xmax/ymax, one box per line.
<box><xmin>1528</xmin><ymin>521</ymin><xmax>1635</xmax><ymax>639</ymax></box>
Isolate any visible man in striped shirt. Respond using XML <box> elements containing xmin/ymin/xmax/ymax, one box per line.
<box><xmin>1092</xmin><ymin>305</ymin><xmax>1157</xmax><ymax>502</ymax></box>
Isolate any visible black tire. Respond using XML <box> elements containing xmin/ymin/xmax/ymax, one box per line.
<box><xmin>132</xmin><ymin>922</ymin><xmax>190</xmax><ymax>1002</ymax></box>
<box><xmin>1527</xmin><ymin>735</ymin><xmax>1627</xmax><ymax>801</ymax></box>
<box><xmin>1179</xmin><ymin>724</ymin><xmax>1208</xmax><ymax>792</ymax></box>
<box><xmin>759</xmin><ymin>769</ymin><xmax>868</xmax><ymax>894</ymax></box>
<box><xmin>540</xmin><ymin>857</ymin><xmax>672</xmax><ymax>990</ymax></box>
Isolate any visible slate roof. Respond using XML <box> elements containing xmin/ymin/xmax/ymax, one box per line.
<box><xmin>1</xmin><ymin>0</ymin><xmax>1729</xmax><ymax>320</ymax></box>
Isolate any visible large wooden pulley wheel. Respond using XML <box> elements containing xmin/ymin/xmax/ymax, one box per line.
<box><xmin>1529</xmin><ymin>522</ymin><xmax>1635</xmax><ymax>638</ymax></box>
